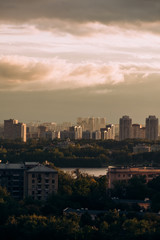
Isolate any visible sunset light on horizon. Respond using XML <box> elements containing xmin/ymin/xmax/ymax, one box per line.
<box><xmin>1</xmin><ymin>0</ymin><xmax>160</xmax><ymax>123</ymax></box>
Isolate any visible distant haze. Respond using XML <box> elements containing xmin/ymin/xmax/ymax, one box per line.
<box><xmin>0</xmin><ymin>0</ymin><xmax>160</xmax><ymax>124</ymax></box>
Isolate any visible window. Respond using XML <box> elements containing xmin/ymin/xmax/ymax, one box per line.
<box><xmin>32</xmin><ymin>174</ymin><xmax>35</xmax><ymax>178</ymax></box>
<box><xmin>32</xmin><ymin>179</ymin><xmax>35</xmax><ymax>183</ymax></box>
<box><xmin>148</xmin><ymin>174</ymin><xmax>154</xmax><ymax>178</ymax></box>
<box><xmin>38</xmin><ymin>174</ymin><xmax>41</xmax><ymax>179</ymax></box>
<box><xmin>52</xmin><ymin>179</ymin><xmax>55</xmax><ymax>184</ymax></box>
<box><xmin>38</xmin><ymin>179</ymin><xmax>41</xmax><ymax>183</ymax></box>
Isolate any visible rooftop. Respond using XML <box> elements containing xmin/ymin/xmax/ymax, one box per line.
<box><xmin>0</xmin><ymin>163</ymin><xmax>25</xmax><ymax>170</ymax></box>
<box><xmin>27</xmin><ymin>164</ymin><xmax>58</xmax><ymax>173</ymax></box>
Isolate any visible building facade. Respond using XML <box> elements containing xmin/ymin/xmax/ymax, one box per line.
<box><xmin>4</xmin><ymin>119</ymin><xmax>26</xmax><ymax>142</ymax></box>
<box><xmin>119</xmin><ymin>116</ymin><xmax>132</xmax><ymax>141</ymax></box>
<box><xmin>107</xmin><ymin>166</ymin><xmax>160</xmax><ymax>189</ymax></box>
<box><xmin>133</xmin><ymin>144</ymin><xmax>151</xmax><ymax>154</ymax></box>
<box><xmin>25</xmin><ymin>165</ymin><xmax>58</xmax><ymax>201</ymax></box>
<box><xmin>77</xmin><ymin>117</ymin><xmax>106</xmax><ymax>131</ymax></box>
<box><xmin>0</xmin><ymin>162</ymin><xmax>58</xmax><ymax>200</ymax></box>
<box><xmin>145</xmin><ymin>115</ymin><xmax>158</xmax><ymax>141</ymax></box>
<box><xmin>101</xmin><ymin>124</ymin><xmax>115</xmax><ymax>140</ymax></box>
<box><xmin>132</xmin><ymin>124</ymin><xmax>141</xmax><ymax>139</ymax></box>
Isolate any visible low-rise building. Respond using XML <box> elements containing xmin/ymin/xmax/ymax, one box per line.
<box><xmin>107</xmin><ymin>166</ymin><xmax>160</xmax><ymax>189</ymax></box>
<box><xmin>25</xmin><ymin>165</ymin><xmax>58</xmax><ymax>201</ymax></box>
<box><xmin>0</xmin><ymin>162</ymin><xmax>58</xmax><ymax>200</ymax></box>
<box><xmin>151</xmin><ymin>145</ymin><xmax>160</xmax><ymax>152</ymax></box>
<box><xmin>133</xmin><ymin>144</ymin><xmax>151</xmax><ymax>154</ymax></box>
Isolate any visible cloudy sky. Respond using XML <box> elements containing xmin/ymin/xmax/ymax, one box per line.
<box><xmin>1</xmin><ymin>0</ymin><xmax>160</xmax><ymax>124</ymax></box>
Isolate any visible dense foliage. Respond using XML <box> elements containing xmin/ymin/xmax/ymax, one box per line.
<box><xmin>0</xmin><ymin>139</ymin><xmax>160</xmax><ymax>239</ymax></box>
<box><xmin>0</xmin><ymin>169</ymin><xmax>159</xmax><ymax>239</ymax></box>
<box><xmin>0</xmin><ymin>138</ymin><xmax>160</xmax><ymax>167</ymax></box>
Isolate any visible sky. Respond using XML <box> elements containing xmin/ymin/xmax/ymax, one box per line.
<box><xmin>1</xmin><ymin>0</ymin><xmax>160</xmax><ymax>124</ymax></box>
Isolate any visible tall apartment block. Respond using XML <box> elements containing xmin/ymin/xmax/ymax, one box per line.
<box><xmin>77</xmin><ymin>117</ymin><xmax>106</xmax><ymax>131</ymax></box>
<box><xmin>119</xmin><ymin>116</ymin><xmax>132</xmax><ymax>141</ymax></box>
<box><xmin>60</xmin><ymin>126</ymin><xmax>82</xmax><ymax>140</ymax></box>
<box><xmin>145</xmin><ymin>115</ymin><xmax>158</xmax><ymax>141</ymax></box>
<box><xmin>100</xmin><ymin>124</ymin><xmax>115</xmax><ymax>140</ymax></box>
<box><xmin>69</xmin><ymin>126</ymin><xmax>82</xmax><ymax>140</ymax></box>
<box><xmin>132</xmin><ymin>124</ymin><xmax>146</xmax><ymax>139</ymax></box>
<box><xmin>4</xmin><ymin>119</ymin><xmax>26</xmax><ymax>142</ymax></box>
<box><xmin>0</xmin><ymin>162</ymin><xmax>58</xmax><ymax>201</ymax></box>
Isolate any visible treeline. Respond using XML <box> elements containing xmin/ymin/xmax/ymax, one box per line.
<box><xmin>0</xmin><ymin>139</ymin><xmax>160</xmax><ymax>167</ymax></box>
<box><xmin>3</xmin><ymin>211</ymin><xmax>160</xmax><ymax>240</ymax></box>
<box><xmin>0</xmin><ymin>169</ymin><xmax>160</xmax><ymax>239</ymax></box>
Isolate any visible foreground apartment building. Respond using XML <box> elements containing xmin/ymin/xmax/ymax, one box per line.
<box><xmin>107</xmin><ymin>166</ymin><xmax>160</xmax><ymax>189</ymax></box>
<box><xmin>0</xmin><ymin>162</ymin><xmax>58</xmax><ymax>200</ymax></box>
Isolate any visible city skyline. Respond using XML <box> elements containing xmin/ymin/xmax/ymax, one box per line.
<box><xmin>1</xmin><ymin>114</ymin><xmax>160</xmax><ymax>125</ymax></box>
<box><xmin>1</xmin><ymin>1</ymin><xmax>160</xmax><ymax>122</ymax></box>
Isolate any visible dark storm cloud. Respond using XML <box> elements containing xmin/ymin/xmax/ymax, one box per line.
<box><xmin>0</xmin><ymin>0</ymin><xmax>160</xmax><ymax>24</ymax></box>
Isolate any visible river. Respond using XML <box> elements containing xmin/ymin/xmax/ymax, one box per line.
<box><xmin>60</xmin><ymin>168</ymin><xmax>108</xmax><ymax>177</ymax></box>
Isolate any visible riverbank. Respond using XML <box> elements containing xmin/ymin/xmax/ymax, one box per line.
<box><xmin>60</xmin><ymin>167</ymin><xmax>108</xmax><ymax>176</ymax></box>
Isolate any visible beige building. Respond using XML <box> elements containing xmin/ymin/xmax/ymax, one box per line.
<box><xmin>0</xmin><ymin>162</ymin><xmax>58</xmax><ymax>201</ymax></box>
<box><xmin>4</xmin><ymin>119</ymin><xmax>26</xmax><ymax>142</ymax></box>
<box><xmin>132</xmin><ymin>124</ymin><xmax>141</xmax><ymax>139</ymax></box>
<box><xmin>133</xmin><ymin>144</ymin><xmax>151</xmax><ymax>154</ymax></box>
<box><xmin>92</xmin><ymin>130</ymin><xmax>101</xmax><ymax>140</ymax></box>
<box><xmin>77</xmin><ymin>117</ymin><xmax>106</xmax><ymax>131</ymax></box>
<box><xmin>107</xmin><ymin>166</ymin><xmax>160</xmax><ymax>189</ymax></box>
<box><xmin>38</xmin><ymin>125</ymin><xmax>48</xmax><ymax>138</ymax></box>
<box><xmin>25</xmin><ymin>165</ymin><xmax>58</xmax><ymax>201</ymax></box>
<box><xmin>151</xmin><ymin>144</ymin><xmax>160</xmax><ymax>152</ymax></box>
<box><xmin>119</xmin><ymin>116</ymin><xmax>132</xmax><ymax>141</ymax></box>
<box><xmin>146</xmin><ymin>115</ymin><xmax>158</xmax><ymax>141</ymax></box>
<box><xmin>101</xmin><ymin>124</ymin><xmax>115</xmax><ymax>140</ymax></box>
<box><xmin>139</xmin><ymin>127</ymin><xmax>146</xmax><ymax>139</ymax></box>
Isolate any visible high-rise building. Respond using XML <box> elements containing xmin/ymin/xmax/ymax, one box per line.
<box><xmin>4</xmin><ymin>119</ymin><xmax>26</xmax><ymax>142</ymax></box>
<box><xmin>119</xmin><ymin>116</ymin><xmax>132</xmax><ymax>141</ymax></box>
<box><xmin>77</xmin><ymin>117</ymin><xmax>106</xmax><ymax>131</ymax></box>
<box><xmin>139</xmin><ymin>126</ymin><xmax>146</xmax><ymax>139</ymax></box>
<box><xmin>4</xmin><ymin>119</ymin><xmax>18</xmax><ymax>139</ymax></box>
<box><xmin>38</xmin><ymin>125</ymin><xmax>48</xmax><ymax>138</ymax></box>
<box><xmin>92</xmin><ymin>130</ymin><xmax>101</xmax><ymax>140</ymax></box>
<box><xmin>145</xmin><ymin>115</ymin><xmax>158</xmax><ymax>141</ymax></box>
<box><xmin>100</xmin><ymin>124</ymin><xmax>115</xmax><ymax>140</ymax></box>
<box><xmin>69</xmin><ymin>126</ymin><xmax>82</xmax><ymax>140</ymax></box>
<box><xmin>82</xmin><ymin>131</ymin><xmax>92</xmax><ymax>140</ymax></box>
